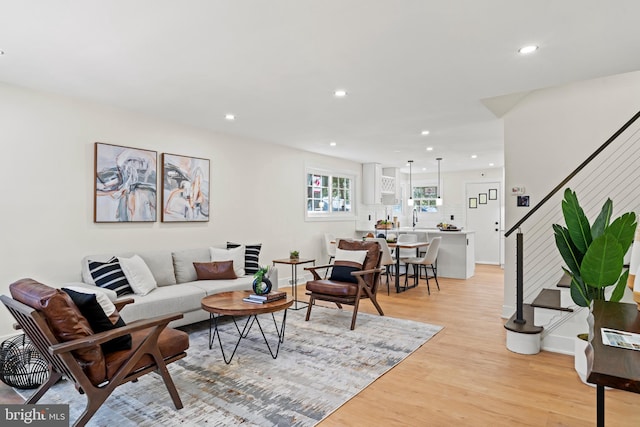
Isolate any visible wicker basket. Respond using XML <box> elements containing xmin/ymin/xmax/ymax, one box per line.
<box><xmin>0</xmin><ymin>335</ymin><xmax>49</xmax><ymax>389</ymax></box>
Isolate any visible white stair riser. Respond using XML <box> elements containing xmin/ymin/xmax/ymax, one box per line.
<box><xmin>506</xmin><ymin>330</ymin><xmax>541</xmax><ymax>355</ymax></box>
<box><xmin>560</xmin><ymin>288</ymin><xmax>573</xmax><ymax>308</ymax></box>
<box><xmin>532</xmin><ymin>306</ymin><xmax>571</xmax><ymax>327</ymax></box>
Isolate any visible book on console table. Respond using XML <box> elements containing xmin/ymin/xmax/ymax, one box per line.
<box><xmin>244</xmin><ymin>291</ymin><xmax>287</xmax><ymax>303</ymax></box>
<box><xmin>601</xmin><ymin>328</ymin><xmax>640</xmax><ymax>351</ymax></box>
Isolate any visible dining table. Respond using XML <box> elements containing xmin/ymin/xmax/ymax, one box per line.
<box><xmin>387</xmin><ymin>241</ymin><xmax>430</xmax><ymax>293</ymax></box>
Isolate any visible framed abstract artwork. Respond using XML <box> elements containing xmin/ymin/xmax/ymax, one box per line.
<box><xmin>162</xmin><ymin>153</ymin><xmax>210</xmax><ymax>222</ymax></box>
<box><xmin>94</xmin><ymin>142</ymin><xmax>157</xmax><ymax>222</ymax></box>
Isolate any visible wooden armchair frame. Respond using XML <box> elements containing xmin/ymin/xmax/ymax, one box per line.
<box><xmin>304</xmin><ymin>260</ymin><xmax>383</xmax><ymax>330</ymax></box>
<box><xmin>1</xmin><ymin>295</ymin><xmax>187</xmax><ymax>427</ymax></box>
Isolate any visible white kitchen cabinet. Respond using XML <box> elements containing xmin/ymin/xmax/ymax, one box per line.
<box><xmin>428</xmin><ymin>230</ymin><xmax>475</xmax><ymax>279</ymax></box>
<box><xmin>381</xmin><ymin>167</ymin><xmax>400</xmax><ymax>205</ymax></box>
<box><xmin>363</xmin><ymin>163</ymin><xmax>397</xmax><ymax>205</ymax></box>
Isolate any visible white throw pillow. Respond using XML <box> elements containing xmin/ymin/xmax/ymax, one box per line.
<box><xmin>118</xmin><ymin>255</ymin><xmax>158</xmax><ymax>296</ymax></box>
<box><xmin>210</xmin><ymin>245</ymin><xmax>246</xmax><ymax>277</ymax></box>
<box><xmin>334</xmin><ymin>248</ymin><xmax>368</xmax><ymax>265</ymax></box>
<box><xmin>62</xmin><ymin>285</ymin><xmax>117</xmax><ymax>317</ymax></box>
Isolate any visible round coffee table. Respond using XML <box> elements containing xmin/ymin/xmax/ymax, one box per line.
<box><xmin>201</xmin><ymin>290</ymin><xmax>293</xmax><ymax>364</ymax></box>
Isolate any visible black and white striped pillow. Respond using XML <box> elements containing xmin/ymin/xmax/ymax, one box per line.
<box><xmin>88</xmin><ymin>257</ymin><xmax>133</xmax><ymax>297</ymax></box>
<box><xmin>227</xmin><ymin>242</ymin><xmax>262</xmax><ymax>274</ymax></box>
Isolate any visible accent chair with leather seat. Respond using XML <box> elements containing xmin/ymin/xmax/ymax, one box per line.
<box><xmin>304</xmin><ymin>240</ymin><xmax>383</xmax><ymax>330</ymax></box>
<box><xmin>1</xmin><ymin>278</ymin><xmax>189</xmax><ymax>427</ymax></box>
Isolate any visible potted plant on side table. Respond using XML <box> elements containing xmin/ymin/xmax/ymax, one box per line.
<box><xmin>553</xmin><ymin>188</ymin><xmax>637</xmax><ymax>384</ymax></box>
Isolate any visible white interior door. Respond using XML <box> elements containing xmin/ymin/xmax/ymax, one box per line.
<box><xmin>466</xmin><ymin>182</ymin><xmax>501</xmax><ymax>264</ymax></box>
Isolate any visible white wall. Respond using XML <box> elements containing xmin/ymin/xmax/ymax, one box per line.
<box><xmin>402</xmin><ymin>168</ymin><xmax>503</xmax><ymax>229</ymax></box>
<box><xmin>0</xmin><ymin>83</ymin><xmax>360</xmax><ymax>338</ymax></box>
<box><xmin>503</xmin><ymin>70</ymin><xmax>640</xmax><ymax>352</ymax></box>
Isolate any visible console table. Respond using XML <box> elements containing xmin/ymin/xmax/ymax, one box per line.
<box><xmin>586</xmin><ymin>300</ymin><xmax>640</xmax><ymax>426</ymax></box>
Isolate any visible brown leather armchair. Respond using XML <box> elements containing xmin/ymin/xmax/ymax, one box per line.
<box><xmin>305</xmin><ymin>240</ymin><xmax>383</xmax><ymax>330</ymax></box>
<box><xmin>2</xmin><ymin>278</ymin><xmax>188</xmax><ymax>427</ymax></box>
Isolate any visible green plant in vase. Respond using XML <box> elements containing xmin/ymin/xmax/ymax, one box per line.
<box><xmin>553</xmin><ymin>188</ymin><xmax>637</xmax><ymax>384</ymax></box>
<box><xmin>289</xmin><ymin>250</ymin><xmax>299</xmax><ymax>259</ymax></box>
<box><xmin>252</xmin><ymin>266</ymin><xmax>272</xmax><ymax>295</ymax></box>
<box><xmin>553</xmin><ymin>188</ymin><xmax>637</xmax><ymax>307</ymax></box>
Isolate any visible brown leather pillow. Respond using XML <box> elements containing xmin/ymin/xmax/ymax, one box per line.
<box><xmin>193</xmin><ymin>261</ymin><xmax>237</xmax><ymax>280</ymax></box>
<box><xmin>9</xmin><ymin>278</ymin><xmax>107</xmax><ymax>386</ymax></box>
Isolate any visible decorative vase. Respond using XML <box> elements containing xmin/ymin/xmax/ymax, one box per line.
<box><xmin>252</xmin><ymin>278</ymin><xmax>272</xmax><ymax>295</ymax></box>
<box><xmin>574</xmin><ymin>334</ymin><xmax>597</xmax><ymax>387</ymax></box>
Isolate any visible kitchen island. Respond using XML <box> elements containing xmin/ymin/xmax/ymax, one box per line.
<box><xmin>357</xmin><ymin>227</ymin><xmax>475</xmax><ymax>279</ymax></box>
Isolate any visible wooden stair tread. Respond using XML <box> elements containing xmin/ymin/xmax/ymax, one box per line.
<box><xmin>531</xmin><ymin>288</ymin><xmax>573</xmax><ymax>312</ymax></box>
<box><xmin>557</xmin><ymin>272</ymin><xmax>571</xmax><ymax>288</ymax></box>
<box><xmin>504</xmin><ymin>304</ymin><xmax>543</xmax><ymax>334</ymax></box>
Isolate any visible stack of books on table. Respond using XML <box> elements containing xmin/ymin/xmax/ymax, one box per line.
<box><xmin>243</xmin><ymin>291</ymin><xmax>287</xmax><ymax>304</ymax></box>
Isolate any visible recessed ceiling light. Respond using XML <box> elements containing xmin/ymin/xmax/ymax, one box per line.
<box><xmin>471</xmin><ymin>154</ymin><xmax>478</xmax><ymax>159</ymax></box>
<box><xmin>422</xmin><ymin>167</ymin><xmax>427</xmax><ymax>171</ymax></box>
<box><xmin>421</xmin><ymin>130</ymin><xmax>430</xmax><ymax>136</ymax></box>
<box><xmin>489</xmin><ymin>162</ymin><xmax>495</xmax><ymax>167</ymax></box>
<box><xmin>224</xmin><ymin>114</ymin><xmax>235</xmax><ymax>121</ymax></box>
<box><xmin>329</xmin><ymin>141</ymin><xmax>337</xmax><ymax>147</ymax></box>
<box><xmin>334</xmin><ymin>89</ymin><xmax>347</xmax><ymax>98</ymax></box>
<box><xmin>426</xmin><ymin>147</ymin><xmax>433</xmax><ymax>151</ymax></box>
<box><xmin>518</xmin><ymin>45</ymin><xmax>538</xmax><ymax>54</ymax></box>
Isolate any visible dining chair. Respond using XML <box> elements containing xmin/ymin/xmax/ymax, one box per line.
<box><xmin>366</xmin><ymin>237</ymin><xmax>395</xmax><ymax>295</ymax></box>
<box><xmin>324</xmin><ymin>232</ymin><xmax>336</xmax><ymax>264</ymax></box>
<box><xmin>396</xmin><ymin>233</ymin><xmax>418</xmax><ymax>274</ymax></box>
<box><xmin>323</xmin><ymin>234</ymin><xmax>340</xmax><ymax>278</ymax></box>
<box><xmin>402</xmin><ymin>237</ymin><xmax>442</xmax><ymax>294</ymax></box>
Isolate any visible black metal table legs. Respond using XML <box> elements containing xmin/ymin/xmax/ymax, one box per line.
<box><xmin>208</xmin><ymin>310</ymin><xmax>288</xmax><ymax>364</ymax></box>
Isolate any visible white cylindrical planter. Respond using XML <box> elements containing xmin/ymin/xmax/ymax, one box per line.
<box><xmin>506</xmin><ymin>330</ymin><xmax>541</xmax><ymax>354</ymax></box>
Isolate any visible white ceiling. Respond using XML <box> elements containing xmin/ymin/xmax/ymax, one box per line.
<box><xmin>2</xmin><ymin>1</ymin><xmax>640</xmax><ymax>173</ymax></box>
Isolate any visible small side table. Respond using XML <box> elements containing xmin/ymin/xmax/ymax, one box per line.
<box><xmin>272</xmin><ymin>258</ymin><xmax>315</xmax><ymax>310</ymax></box>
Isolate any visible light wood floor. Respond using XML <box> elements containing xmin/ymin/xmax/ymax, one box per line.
<box><xmin>310</xmin><ymin>264</ymin><xmax>640</xmax><ymax>427</ymax></box>
<box><xmin>2</xmin><ymin>265</ymin><xmax>639</xmax><ymax>425</ymax></box>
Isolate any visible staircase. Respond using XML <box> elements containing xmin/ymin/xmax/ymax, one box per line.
<box><xmin>504</xmin><ymin>110</ymin><xmax>640</xmax><ymax>354</ymax></box>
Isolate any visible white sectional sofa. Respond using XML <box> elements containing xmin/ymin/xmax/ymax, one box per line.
<box><xmin>72</xmin><ymin>246</ymin><xmax>278</xmax><ymax>328</ymax></box>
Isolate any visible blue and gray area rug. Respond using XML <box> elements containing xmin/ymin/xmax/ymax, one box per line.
<box><xmin>29</xmin><ymin>307</ymin><xmax>442</xmax><ymax>426</ymax></box>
